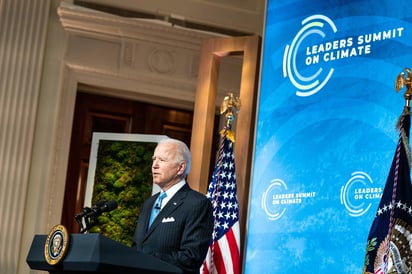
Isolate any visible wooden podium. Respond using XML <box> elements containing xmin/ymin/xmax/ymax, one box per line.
<box><xmin>26</xmin><ymin>233</ymin><xmax>183</xmax><ymax>274</ymax></box>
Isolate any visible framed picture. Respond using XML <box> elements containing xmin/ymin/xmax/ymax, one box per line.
<box><xmin>84</xmin><ymin>132</ymin><xmax>167</xmax><ymax>245</ymax></box>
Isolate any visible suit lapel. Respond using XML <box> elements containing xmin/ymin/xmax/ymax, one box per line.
<box><xmin>144</xmin><ymin>184</ymin><xmax>190</xmax><ymax>237</ymax></box>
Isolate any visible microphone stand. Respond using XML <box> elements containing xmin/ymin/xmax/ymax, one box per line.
<box><xmin>75</xmin><ymin>208</ymin><xmax>98</xmax><ymax>234</ymax></box>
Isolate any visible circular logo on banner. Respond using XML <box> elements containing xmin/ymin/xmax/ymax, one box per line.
<box><xmin>340</xmin><ymin>171</ymin><xmax>382</xmax><ymax>217</ymax></box>
<box><xmin>262</xmin><ymin>179</ymin><xmax>288</xmax><ymax>220</ymax></box>
<box><xmin>262</xmin><ymin>178</ymin><xmax>317</xmax><ymax>221</ymax></box>
<box><xmin>44</xmin><ymin>224</ymin><xmax>69</xmax><ymax>265</ymax></box>
<box><xmin>283</xmin><ymin>14</ymin><xmax>337</xmax><ymax>97</ymax></box>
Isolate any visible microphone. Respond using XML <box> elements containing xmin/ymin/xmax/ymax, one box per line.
<box><xmin>89</xmin><ymin>200</ymin><xmax>118</xmax><ymax>217</ymax></box>
<box><xmin>74</xmin><ymin>200</ymin><xmax>106</xmax><ymax>219</ymax></box>
<box><xmin>154</xmin><ymin>202</ymin><xmax>161</xmax><ymax>210</ymax></box>
<box><xmin>75</xmin><ymin>200</ymin><xmax>118</xmax><ymax>233</ymax></box>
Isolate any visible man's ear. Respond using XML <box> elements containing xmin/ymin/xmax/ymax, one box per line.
<box><xmin>177</xmin><ymin>161</ymin><xmax>186</xmax><ymax>175</ymax></box>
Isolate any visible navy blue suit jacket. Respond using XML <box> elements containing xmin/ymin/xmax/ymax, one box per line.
<box><xmin>133</xmin><ymin>183</ymin><xmax>213</xmax><ymax>273</ymax></box>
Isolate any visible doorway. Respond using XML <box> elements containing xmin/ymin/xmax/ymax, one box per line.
<box><xmin>61</xmin><ymin>90</ymin><xmax>217</xmax><ymax>233</ymax></box>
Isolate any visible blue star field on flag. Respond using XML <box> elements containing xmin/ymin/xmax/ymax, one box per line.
<box><xmin>206</xmin><ymin>133</ymin><xmax>239</xmax><ymax>241</ymax></box>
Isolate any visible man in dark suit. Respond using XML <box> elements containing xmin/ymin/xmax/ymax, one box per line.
<box><xmin>133</xmin><ymin>138</ymin><xmax>213</xmax><ymax>274</ymax></box>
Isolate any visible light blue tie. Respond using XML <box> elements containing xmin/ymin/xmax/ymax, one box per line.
<box><xmin>148</xmin><ymin>192</ymin><xmax>167</xmax><ymax>228</ymax></box>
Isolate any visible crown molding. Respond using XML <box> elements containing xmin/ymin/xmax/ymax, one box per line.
<box><xmin>57</xmin><ymin>2</ymin><xmax>225</xmax><ymax>49</ymax></box>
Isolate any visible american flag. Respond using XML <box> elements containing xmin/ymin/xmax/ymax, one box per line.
<box><xmin>363</xmin><ymin>107</ymin><xmax>412</xmax><ymax>274</ymax></box>
<box><xmin>201</xmin><ymin>129</ymin><xmax>240</xmax><ymax>274</ymax></box>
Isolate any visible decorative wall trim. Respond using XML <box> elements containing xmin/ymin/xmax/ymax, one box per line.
<box><xmin>57</xmin><ymin>2</ymin><xmax>239</xmax><ymax>110</ymax></box>
<box><xmin>0</xmin><ymin>0</ymin><xmax>50</xmax><ymax>273</ymax></box>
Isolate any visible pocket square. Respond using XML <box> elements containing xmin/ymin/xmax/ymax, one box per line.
<box><xmin>162</xmin><ymin>217</ymin><xmax>175</xmax><ymax>223</ymax></box>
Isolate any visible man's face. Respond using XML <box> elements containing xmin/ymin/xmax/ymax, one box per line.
<box><xmin>151</xmin><ymin>142</ymin><xmax>184</xmax><ymax>190</ymax></box>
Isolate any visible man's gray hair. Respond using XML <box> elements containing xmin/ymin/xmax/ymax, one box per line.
<box><xmin>158</xmin><ymin>138</ymin><xmax>191</xmax><ymax>177</ymax></box>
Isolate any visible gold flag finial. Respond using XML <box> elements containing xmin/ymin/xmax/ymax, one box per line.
<box><xmin>220</xmin><ymin>93</ymin><xmax>241</xmax><ymax>142</ymax></box>
<box><xmin>396</xmin><ymin>68</ymin><xmax>412</xmax><ymax>107</ymax></box>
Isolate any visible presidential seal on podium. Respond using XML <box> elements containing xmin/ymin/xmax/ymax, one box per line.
<box><xmin>44</xmin><ymin>224</ymin><xmax>69</xmax><ymax>265</ymax></box>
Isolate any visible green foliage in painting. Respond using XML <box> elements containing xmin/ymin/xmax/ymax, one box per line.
<box><xmin>90</xmin><ymin>140</ymin><xmax>156</xmax><ymax>246</ymax></box>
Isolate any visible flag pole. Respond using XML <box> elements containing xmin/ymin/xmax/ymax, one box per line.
<box><xmin>201</xmin><ymin>92</ymin><xmax>241</xmax><ymax>274</ymax></box>
<box><xmin>395</xmin><ymin>68</ymin><xmax>412</xmax><ymax>131</ymax></box>
<box><xmin>220</xmin><ymin>92</ymin><xmax>241</xmax><ymax>140</ymax></box>
<box><xmin>395</xmin><ymin>67</ymin><xmax>412</xmax><ymax>107</ymax></box>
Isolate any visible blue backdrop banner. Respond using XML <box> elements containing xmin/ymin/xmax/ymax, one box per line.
<box><xmin>245</xmin><ymin>0</ymin><xmax>412</xmax><ymax>273</ymax></box>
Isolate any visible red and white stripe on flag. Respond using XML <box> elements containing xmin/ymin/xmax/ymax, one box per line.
<box><xmin>201</xmin><ymin>221</ymin><xmax>240</xmax><ymax>274</ymax></box>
